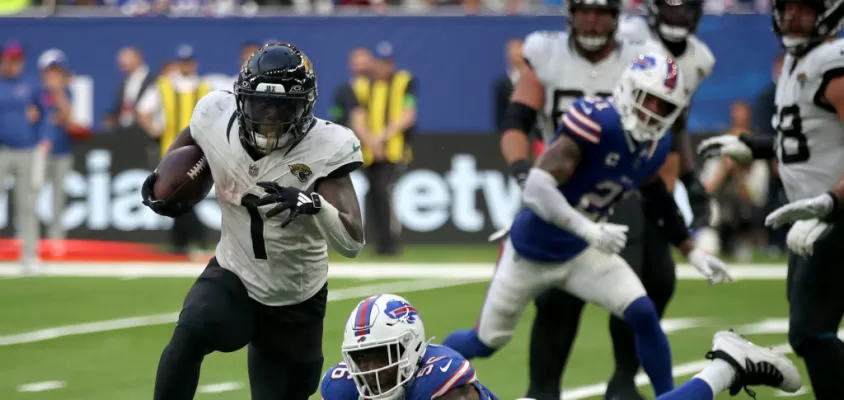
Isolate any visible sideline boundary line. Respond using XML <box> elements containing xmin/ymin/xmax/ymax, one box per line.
<box><xmin>0</xmin><ymin>262</ymin><xmax>787</xmax><ymax>280</ymax></box>
<box><xmin>0</xmin><ymin>278</ymin><xmax>481</xmax><ymax>347</ymax></box>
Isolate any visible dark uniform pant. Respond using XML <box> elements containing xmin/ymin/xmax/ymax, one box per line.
<box><xmin>365</xmin><ymin>161</ymin><xmax>403</xmax><ymax>255</ymax></box>
<box><xmin>786</xmin><ymin>221</ymin><xmax>844</xmax><ymax>400</ymax></box>
<box><xmin>153</xmin><ymin>258</ymin><xmax>326</xmax><ymax>400</ymax></box>
<box><xmin>526</xmin><ymin>195</ymin><xmax>677</xmax><ymax>400</ymax></box>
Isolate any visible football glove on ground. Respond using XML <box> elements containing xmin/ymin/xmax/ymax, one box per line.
<box><xmin>256</xmin><ymin>181</ymin><xmax>322</xmax><ymax>228</ymax></box>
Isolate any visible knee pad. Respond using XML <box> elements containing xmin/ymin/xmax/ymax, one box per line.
<box><xmin>178</xmin><ymin>304</ymin><xmax>253</xmax><ymax>353</ymax></box>
<box><xmin>622</xmin><ymin>296</ymin><xmax>660</xmax><ymax>331</ymax></box>
<box><xmin>789</xmin><ymin>331</ymin><xmax>840</xmax><ymax>358</ymax></box>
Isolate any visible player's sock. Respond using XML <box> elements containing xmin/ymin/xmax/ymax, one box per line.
<box><xmin>693</xmin><ymin>358</ymin><xmax>736</xmax><ymax>394</ymax></box>
<box><xmin>442</xmin><ymin>329</ymin><xmax>496</xmax><ymax>360</ymax></box>
<box><xmin>654</xmin><ymin>378</ymin><xmax>714</xmax><ymax>400</ymax></box>
<box><xmin>622</xmin><ymin>296</ymin><xmax>673</xmax><ymax>395</ymax></box>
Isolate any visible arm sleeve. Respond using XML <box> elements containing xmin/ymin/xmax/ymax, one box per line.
<box><xmin>523</xmin><ymin>167</ymin><xmax>595</xmax><ymax>235</ymax></box>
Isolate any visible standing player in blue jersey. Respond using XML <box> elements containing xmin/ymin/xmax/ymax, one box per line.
<box><xmin>443</xmin><ymin>53</ymin><xmax>732</xmax><ymax>398</ymax></box>
<box><xmin>321</xmin><ymin>294</ymin><xmax>498</xmax><ymax>400</ymax></box>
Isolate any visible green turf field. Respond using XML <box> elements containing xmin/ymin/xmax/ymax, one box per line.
<box><xmin>0</xmin><ymin>263</ymin><xmax>816</xmax><ymax>400</ymax></box>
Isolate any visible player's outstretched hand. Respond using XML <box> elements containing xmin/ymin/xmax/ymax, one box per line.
<box><xmin>140</xmin><ymin>173</ymin><xmax>189</xmax><ymax>218</ymax></box>
<box><xmin>687</xmin><ymin>248</ymin><xmax>733</xmax><ymax>284</ymax></box>
<box><xmin>256</xmin><ymin>181</ymin><xmax>322</xmax><ymax>228</ymax></box>
<box><xmin>696</xmin><ymin>135</ymin><xmax>753</xmax><ymax>164</ymax></box>
<box><xmin>765</xmin><ymin>193</ymin><xmax>835</xmax><ymax>229</ymax></box>
<box><xmin>786</xmin><ymin>219</ymin><xmax>831</xmax><ymax>256</ymax></box>
<box><xmin>579</xmin><ymin>222</ymin><xmax>628</xmax><ymax>255</ymax></box>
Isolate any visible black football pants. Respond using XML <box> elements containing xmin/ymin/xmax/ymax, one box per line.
<box><xmin>171</xmin><ymin>209</ymin><xmax>206</xmax><ymax>254</ymax></box>
<box><xmin>526</xmin><ymin>196</ymin><xmax>677</xmax><ymax>400</ymax></box>
<box><xmin>787</xmin><ymin>221</ymin><xmax>844</xmax><ymax>400</ymax></box>
<box><xmin>153</xmin><ymin>258</ymin><xmax>326</xmax><ymax>400</ymax></box>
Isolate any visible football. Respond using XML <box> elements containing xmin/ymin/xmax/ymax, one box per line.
<box><xmin>153</xmin><ymin>145</ymin><xmax>214</xmax><ymax>206</ymax></box>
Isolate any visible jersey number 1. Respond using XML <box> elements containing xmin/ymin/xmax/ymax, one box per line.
<box><xmin>241</xmin><ymin>194</ymin><xmax>268</xmax><ymax>260</ymax></box>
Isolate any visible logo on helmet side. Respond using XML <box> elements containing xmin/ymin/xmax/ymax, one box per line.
<box><xmin>383</xmin><ymin>300</ymin><xmax>419</xmax><ymax>326</ymax></box>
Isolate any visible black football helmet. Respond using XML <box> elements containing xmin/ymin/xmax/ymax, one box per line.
<box><xmin>647</xmin><ymin>0</ymin><xmax>704</xmax><ymax>42</ymax></box>
<box><xmin>565</xmin><ymin>0</ymin><xmax>622</xmax><ymax>52</ymax></box>
<box><xmin>773</xmin><ymin>0</ymin><xmax>844</xmax><ymax>56</ymax></box>
<box><xmin>235</xmin><ymin>42</ymin><xmax>317</xmax><ymax>155</ymax></box>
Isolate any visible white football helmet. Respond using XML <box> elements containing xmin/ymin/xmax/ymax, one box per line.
<box><xmin>613</xmin><ymin>53</ymin><xmax>688</xmax><ymax>142</ymax></box>
<box><xmin>341</xmin><ymin>294</ymin><xmax>428</xmax><ymax>400</ymax></box>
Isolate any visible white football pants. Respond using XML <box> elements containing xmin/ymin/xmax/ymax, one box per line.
<box><xmin>476</xmin><ymin>237</ymin><xmax>647</xmax><ymax>349</ymax></box>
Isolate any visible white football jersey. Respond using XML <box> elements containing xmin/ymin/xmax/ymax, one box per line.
<box><xmin>617</xmin><ymin>16</ymin><xmax>715</xmax><ymax>99</ymax></box>
<box><xmin>773</xmin><ymin>39</ymin><xmax>844</xmax><ymax>202</ymax></box>
<box><xmin>523</xmin><ymin>30</ymin><xmax>664</xmax><ymax>144</ymax></box>
<box><xmin>190</xmin><ymin>90</ymin><xmax>363</xmax><ymax>306</ymax></box>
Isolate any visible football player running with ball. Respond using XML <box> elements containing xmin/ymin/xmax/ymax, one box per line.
<box><xmin>444</xmin><ymin>53</ymin><xmax>732</xmax><ymax>399</ymax></box>
<box><xmin>141</xmin><ymin>43</ymin><xmax>365</xmax><ymax>400</ymax></box>
<box><xmin>698</xmin><ymin>0</ymin><xmax>844</xmax><ymax>397</ymax></box>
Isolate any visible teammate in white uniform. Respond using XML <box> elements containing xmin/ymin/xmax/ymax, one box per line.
<box><xmin>490</xmin><ymin>1</ymin><xmax>713</xmax><ymax>399</ymax></box>
<box><xmin>142</xmin><ymin>43</ymin><xmax>365</xmax><ymax>400</ymax></box>
<box><xmin>698</xmin><ymin>1</ymin><xmax>844</xmax><ymax>397</ymax></box>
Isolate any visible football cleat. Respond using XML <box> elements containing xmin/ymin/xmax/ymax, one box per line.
<box><xmin>705</xmin><ymin>330</ymin><xmax>802</xmax><ymax>398</ymax></box>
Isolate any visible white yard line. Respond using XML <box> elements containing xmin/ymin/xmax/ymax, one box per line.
<box><xmin>197</xmin><ymin>382</ymin><xmax>243</xmax><ymax>393</ymax></box>
<box><xmin>561</xmin><ymin>320</ymin><xmax>843</xmax><ymax>400</ymax></box>
<box><xmin>17</xmin><ymin>381</ymin><xmax>66</xmax><ymax>392</ymax></box>
<box><xmin>0</xmin><ymin>262</ymin><xmax>787</xmax><ymax>280</ymax></box>
<box><xmin>0</xmin><ymin>278</ymin><xmax>481</xmax><ymax>347</ymax></box>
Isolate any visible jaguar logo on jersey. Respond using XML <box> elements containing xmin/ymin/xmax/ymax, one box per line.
<box><xmin>797</xmin><ymin>72</ymin><xmax>807</xmax><ymax>87</ymax></box>
<box><xmin>383</xmin><ymin>300</ymin><xmax>419</xmax><ymax>326</ymax></box>
<box><xmin>288</xmin><ymin>163</ymin><xmax>312</xmax><ymax>182</ymax></box>
<box><xmin>249</xmin><ymin>164</ymin><xmax>259</xmax><ymax>177</ymax></box>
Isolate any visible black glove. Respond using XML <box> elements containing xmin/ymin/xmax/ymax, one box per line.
<box><xmin>256</xmin><ymin>181</ymin><xmax>322</xmax><ymax>228</ymax></box>
<box><xmin>141</xmin><ymin>173</ymin><xmax>191</xmax><ymax>218</ymax></box>
<box><xmin>508</xmin><ymin>159</ymin><xmax>532</xmax><ymax>189</ymax></box>
<box><xmin>680</xmin><ymin>171</ymin><xmax>711</xmax><ymax>229</ymax></box>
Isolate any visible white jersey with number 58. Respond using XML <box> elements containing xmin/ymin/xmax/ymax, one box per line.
<box><xmin>773</xmin><ymin>39</ymin><xmax>844</xmax><ymax>202</ymax></box>
<box><xmin>523</xmin><ymin>30</ymin><xmax>664</xmax><ymax>144</ymax></box>
<box><xmin>190</xmin><ymin>90</ymin><xmax>363</xmax><ymax>306</ymax></box>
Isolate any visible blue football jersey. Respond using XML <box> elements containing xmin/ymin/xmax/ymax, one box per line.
<box><xmin>509</xmin><ymin>96</ymin><xmax>671</xmax><ymax>263</ymax></box>
<box><xmin>321</xmin><ymin>344</ymin><xmax>498</xmax><ymax>400</ymax></box>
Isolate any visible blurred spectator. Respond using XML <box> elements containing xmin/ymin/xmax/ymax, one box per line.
<box><xmin>703</xmin><ymin>101</ymin><xmax>769</xmax><ymax>260</ymax></box>
<box><xmin>0</xmin><ymin>40</ymin><xmax>45</xmax><ymax>272</ymax></box>
<box><xmin>137</xmin><ymin>44</ymin><xmax>212</xmax><ymax>255</ymax></box>
<box><xmin>205</xmin><ymin>41</ymin><xmax>260</xmax><ymax>92</ymax></box>
<box><xmin>36</xmin><ymin>49</ymin><xmax>80</xmax><ymax>257</ymax></box>
<box><xmin>330</xmin><ymin>47</ymin><xmax>373</xmax><ymax>127</ymax></box>
<box><xmin>104</xmin><ymin>46</ymin><xmax>153</xmax><ymax>131</ymax></box>
<box><xmin>351</xmin><ymin>41</ymin><xmax>416</xmax><ymax>256</ymax></box>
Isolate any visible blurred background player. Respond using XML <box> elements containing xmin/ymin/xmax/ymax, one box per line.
<box><xmin>698</xmin><ymin>0</ymin><xmax>844</xmax><ymax>396</ymax></box>
<box><xmin>322</xmin><ymin>294</ymin><xmax>498</xmax><ymax>400</ymax></box>
<box><xmin>445</xmin><ymin>54</ymin><xmax>732</xmax><ymax>399</ymax></box>
<box><xmin>0</xmin><ymin>40</ymin><xmax>46</xmax><ymax>273</ymax></box>
<box><xmin>137</xmin><ymin>44</ymin><xmax>212</xmax><ymax>257</ymax></box>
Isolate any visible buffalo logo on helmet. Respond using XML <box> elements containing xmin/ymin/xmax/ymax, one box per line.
<box><xmin>288</xmin><ymin>163</ymin><xmax>313</xmax><ymax>182</ymax></box>
<box><xmin>383</xmin><ymin>300</ymin><xmax>419</xmax><ymax>326</ymax></box>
